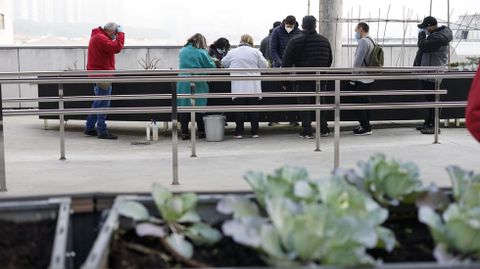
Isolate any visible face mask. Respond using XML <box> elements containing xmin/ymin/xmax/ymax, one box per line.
<box><xmin>285</xmin><ymin>26</ymin><xmax>294</xmax><ymax>33</ymax></box>
<box><xmin>110</xmin><ymin>34</ymin><xmax>117</xmax><ymax>40</ymax></box>
<box><xmin>354</xmin><ymin>31</ymin><xmax>361</xmax><ymax>40</ymax></box>
<box><xmin>216</xmin><ymin>48</ymin><xmax>225</xmax><ymax>54</ymax></box>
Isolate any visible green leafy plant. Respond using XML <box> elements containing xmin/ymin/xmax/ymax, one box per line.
<box><xmin>419</xmin><ymin>166</ymin><xmax>480</xmax><ymax>264</ymax></box>
<box><xmin>219</xmin><ymin>167</ymin><xmax>396</xmax><ymax>267</ymax></box>
<box><xmin>118</xmin><ymin>183</ymin><xmax>221</xmax><ymax>266</ymax></box>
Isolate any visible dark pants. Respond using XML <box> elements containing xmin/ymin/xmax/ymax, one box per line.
<box><xmin>350</xmin><ymin>81</ymin><xmax>373</xmax><ymax>128</ymax></box>
<box><xmin>422</xmin><ymin>80</ymin><xmax>437</xmax><ymax>126</ymax></box>
<box><xmin>180</xmin><ymin>113</ymin><xmax>205</xmax><ymax>135</ymax></box>
<box><xmin>233</xmin><ymin>97</ymin><xmax>260</xmax><ymax>135</ymax></box>
<box><xmin>295</xmin><ymin>82</ymin><xmax>328</xmax><ymax>136</ymax></box>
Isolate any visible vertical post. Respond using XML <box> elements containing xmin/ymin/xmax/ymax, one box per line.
<box><xmin>58</xmin><ymin>84</ymin><xmax>66</xmax><ymax>161</ymax></box>
<box><xmin>319</xmin><ymin>0</ymin><xmax>343</xmax><ymax>67</ymax></box>
<box><xmin>334</xmin><ymin>80</ymin><xmax>341</xmax><ymax>170</ymax></box>
<box><xmin>434</xmin><ymin>74</ymin><xmax>440</xmax><ymax>144</ymax></box>
<box><xmin>315</xmin><ymin>74</ymin><xmax>321</xmax><ymax>152</ymax></box>
<box><xmin>0</xmin><ymin>84</ymin><xmax>7</xmax><ymax>191</ymax></box>
<box><xmin>447</xmin><ymin>0</ymin><xmax>451</xmax><ymax>70</ymax></box>
<box><xmin>190</xmin><ymin>83</ymin><xmax>197</xmax><ymax>158</ymax></box>
<box><xmin>171</xmin><ymin>84</ymin><xmax>179</xmax><ymax>185</ymax></box>
<box><xmin>429</xmin><ymin>0</ymin><xmax>433</xmax><ymax>16</ymax></box>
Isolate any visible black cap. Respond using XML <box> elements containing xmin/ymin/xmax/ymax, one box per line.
<box><xmin>418</xmin><ymin>16</ymin><xmax>438</xmax><ymax>28</ymax></box>
<box><xmin>302</xmin><ymin>16</ymin><xmax>317</xmax><ymax>31</ymax></box>
<box><xmin>273</xmin><ymin>21</ymin><xmax>281</xmax><ymax>28</ymax></box>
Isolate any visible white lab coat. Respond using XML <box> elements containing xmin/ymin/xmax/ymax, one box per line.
<box><xmin>221</xmin><ymin>45</ymin><xmax>268</xmax><ymax>99</ymax></box>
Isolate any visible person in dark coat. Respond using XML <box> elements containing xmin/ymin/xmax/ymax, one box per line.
<box><xmin>282</xmin><ymin>16</ymin><xmax>333</xmax><ymax>138</ymax></box>
<box><xmin>414</xmin><ymin>16</ymin><xmax>453</xmax><ymax>134</ymax></box>
<box><xmin>208</xmin><ymin>37</ymin><xmax>230</xmax><ymax>68</ymax></box>
<box><xmin>84</xmin><ymin>22</ymin><xmax>125</xmax><ymax>140</ymax></box>
<box><xmin>270</xmin><ymin>15</ymin><xmax>302</xmax><ymax>68</ymax></box>
<box><xmin>260</xmin><ymin>21</ymin><xmax>281</xmax><ymax>64</ymax></box>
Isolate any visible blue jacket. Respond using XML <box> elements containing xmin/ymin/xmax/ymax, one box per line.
<box><xmin>269</xmin><ymin>22</ymin><xmax>301</xmax><ymax>67</ymax></box>
<box><xmin>176</xmin><ymin>44</ymin><xmax>216</xmax><ymax>107</ymax></box>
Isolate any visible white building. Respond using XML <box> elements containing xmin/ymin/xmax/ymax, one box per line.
<box><xmin>0</xmin><ymin>0</ymin><xmax>13</xmax><ymax>44</ymax></box>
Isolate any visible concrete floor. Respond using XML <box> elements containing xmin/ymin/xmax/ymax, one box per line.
<box><xmin>0</xmin><ymin>116</ymin><xmax>478</xmax><ymax>197</ymax></box>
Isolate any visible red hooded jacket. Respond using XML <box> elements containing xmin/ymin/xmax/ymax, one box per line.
<box><xmin>87</xmin><ymin>27</ymin><xmax>125</xmax><ymax>70</ymax></box>
<box><xmin>466</xmin><ymin>68</ymin><xmax>480</xmax><ymax>142</ymax></box>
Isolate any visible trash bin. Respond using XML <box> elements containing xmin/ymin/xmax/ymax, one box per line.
<box><xmin>203</xmin><ymin>115</ymin><xmax>225</xmax><ymax>142</ymax></box>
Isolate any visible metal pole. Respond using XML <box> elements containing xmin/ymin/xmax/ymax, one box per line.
<box><xmin>429</xmin><ymin>0</ymin><xmax>433</xmax><ymax>16</ymax></box>
<box><xmin>334</xmin><ymin>80</ymin><xmax>341</xmax><ymax>169</ymax></box>
<box><xmin>307</xmin><ymin>0</ymin><xmax>311</xmax><ymax>15</ymax></box>
<box><xmin>171</xmin><ymin>84</ymin><xmax>179</xmax><ymax>185</ymax></box>
<box><xmin>315</xmin><ymin>74</ymin><xmax>321</xmax><ymax>152</ymax></box>
<box><xmin>190</xmin><ymin>83</ymin><xmax>197</xmax><ymax>158</ymax></box>
<box><xmin>434</xmin><ymin>74</ymin><xmax>440</xmax><ymax>144</ymax></box>
<box><xmin>58</xmin><ymin>84</ymin><xmax>66</xmax><ymax>161</ymax></box>
<box><xmin>0</xmin><ymin>84</ymin><xmax>6</xmax><ymax>191</ymax></box>
<box><xmin>447</xmin><ymin>0</ymin><xmax>451</xmax><ymax>70</ymax></box>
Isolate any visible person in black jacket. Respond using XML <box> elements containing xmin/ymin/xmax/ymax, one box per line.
<box><xmin>260</xmin><ymin>21</ymin><xmax>282</xmax><ymax>64</ymax></box>
<box><xmin>282</xmin><ymin>16</ymin><xmax>333</xmax><ymax>139</ymax></box>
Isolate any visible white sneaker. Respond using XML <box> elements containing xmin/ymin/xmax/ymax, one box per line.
<box><xmin>252</xmin><ymin>134</ymin><xmax>260</xmax><ymax>138</ymax></box>
<box><xmin>233</xmin><ymin>135</ymin><xmax>243</xmax><ymax>139</ymax></box>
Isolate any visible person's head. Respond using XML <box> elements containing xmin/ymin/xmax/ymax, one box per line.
<box><xmin>418</xmin><ymin>16</ymin><xmax>438</xmax><ymax>33</ymax></box>
<box><xmin>213</xmin><ymin>37</ymin><xmax>230</xmax><ymax>53</ymax></box>
<box><xmin>302</xmin><ymin>16</ymin><xmax>317</xmax><ymax>32</ymax></box>
<box><xmin>103</xmin><ymin>22</ymin><xmax>118</xmax><ymax>39</ymax></box>
<box><xmin>186</xmin><ymin>33</ymin><xmax>207</xmax><ymax>49</ymax></box>
<box><xmin>240</xmin><ymin>34</ymin><xmax>254</xmax><ymax>47</ymax></box>
<box><xmin>355</xmin><ymin>22</ymin><xmax>369</xmax><ymax>40</ymax></box>
<box><xmin>284</xmin><ymin>15</ymin><xmax>297</xmax><ymax>33</ymax></box>
<box><xmin>273</xmin><ymin>21</ymin><xmax>282</xmax><ymax>29</ymax></box>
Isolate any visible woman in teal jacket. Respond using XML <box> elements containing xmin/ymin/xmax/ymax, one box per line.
<box><xmin>177</xmin><ymin>33</ymin><xmax>216</xmax><ymax>140</ymax></box>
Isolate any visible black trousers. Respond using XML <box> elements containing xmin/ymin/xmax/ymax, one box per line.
<box><xmin>421</xmin><ymin>80</ymin><xmax>438</xmax><ymax>126</ymax></box>
<box><xmin>233</xmin><ymin>97</ymin><xmax>260</xmax><ymax>135</ymax></box>
<box><xmin>350</xmin><ymin>81</ymin><xmax>373</xmax><ymax>128</ymax></box>
<box><xmin>180</xmin><ymin>113</ymin><xmax>205</xmax><ymax>135</ymax></box>
<box><xmin>295</xmin><ymin>82</ymin><xmax>328</xmax><ymax>135</ymax></box>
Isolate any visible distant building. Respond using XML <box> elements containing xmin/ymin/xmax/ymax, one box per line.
<box><xmin>0</xmin><ymin>0</ymin><xmax>13</xmax><ymax>44</ymax></box>
<box><xmin>453</xmin><ymin>14</ymin><xmax>480</xmax><ymax>41</ymax></box>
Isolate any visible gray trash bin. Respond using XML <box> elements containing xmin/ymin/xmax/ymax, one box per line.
<box><xmin>203</xmin><ymin>115</ymin><xmax>225</xmax><ymax>142</ymax></box>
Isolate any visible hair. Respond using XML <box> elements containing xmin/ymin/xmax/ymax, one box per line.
<box><xmin>273</xmin><ymin>21</ymin><xmax>282</xmax><ymax>28</ymax></box>
<box><xmin>240</xmin><ymin>34</ymin><xmax>254</xmax><ymax>46</ymax></box>
<box><xmin>357</xmin><ymin>22</ymin><xmax>370</xmax><ymax>33</ymax></box>
<box><xmin>302</xmin><ymin>16</ymin><xmax>317</xmax><ymax>31</ymax></box>
<box><xmin>213</xmin><ymin>37</ymin><xmax>230</xmax><ymax>51</ymax></box>
<box><xmin>284</xmin><ymin>15</ymin><xmax>296</xmax><ymax>25</ymax></box>
<box><xmin>186</xmin><ymin>33</ymin><xmax>207</xmax><ymax>49</ymax></box>
<box><xmin>103</xmin><ymin>22</ymin><xmax>118</xmax><ymax>32</ymax></box>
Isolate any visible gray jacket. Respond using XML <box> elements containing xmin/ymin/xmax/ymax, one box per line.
<box><xmin>416</xmin><ymin>26</ymin><xmax>453</xmax><ymax>67</ymax></box>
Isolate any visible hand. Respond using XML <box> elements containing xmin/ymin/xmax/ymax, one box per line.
<box><xmin>418</xmin><ymin>28</ymin><xmax>425</xmax><ymax>33</ymax></box>
<box><xmin>116</xmin><ymin>25</ymin><xmax>123</xmax><ymax>33</ymax></box>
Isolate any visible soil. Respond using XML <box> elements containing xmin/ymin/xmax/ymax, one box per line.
<box><xmin>109</xmin><ymin>229</ymin><xmax>266</xmax><ymax>269</ymax></box>
<box><xmin>0</xmin><ymin>219</ymin><xmax>56</xmax><ymax>269</ymax></box>
<box><xmin>369</xmin><ymin>206</ymin><xmax>436</xmax><ymax>262</ymax></box>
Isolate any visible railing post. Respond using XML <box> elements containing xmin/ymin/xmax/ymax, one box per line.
<box><xmin>190</xmin><ymin>83</ymin><xmax>197</xmax><ymax>158</ymax></box>
<box><xmin>434</xmin><ymin>73</ymin><xmax>440</xmax><ymax>144</ymax></box>
<box><xmin>58</xmin><ymin>84</ymin><xmax>66</xmax><ymax>161</ymax></box>
<box><xmin>171</xmin><ymin>84</ymin><xmax>179</xmax><ymax>185</ymax></box>
<box><xmin>0</xmin><ymin>84</ymin><xmax>7</xmax><ymax>191</ymax></box>
<box><xmin>334</xmin><ymin>80</ymin><xmax>341</xmax><ymax>170</ymax></box>
<box><xmin>315</xmin><ymin>73</ymin><xmax>321</xmax><ymax>152</ymax></box>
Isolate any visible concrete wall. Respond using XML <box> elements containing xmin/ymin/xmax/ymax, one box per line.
<box><xmin>0</xmin><ymin>44</ymin><xmax>421</xmax><ymax>108</ymax></box>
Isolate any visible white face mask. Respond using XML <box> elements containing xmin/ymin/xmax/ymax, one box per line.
<box><xmin>216</xmin><ymin>48</ymin><xmax>225</xmax><ymax>54</ymax></box>
<box><xmin>285</xmin><ymin>26</ymin><xmax>294</xmax><ymax>33</ymax></box>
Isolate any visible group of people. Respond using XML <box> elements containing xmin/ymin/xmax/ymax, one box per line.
<box><xmin>82</xmin><ymin>15</ymin><xmax>480</xmax><ymax>142</ymax></box>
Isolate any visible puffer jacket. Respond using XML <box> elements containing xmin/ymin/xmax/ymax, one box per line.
<box><xmin>87</xmin><ymin>27</ymin><xmax>125</xmax><ymax>70</ymax></box>
<box><xmin>282</xmin><ymin>30</ymin><xmax>332</xmax><ymax>68</ymax></box>
<box><xmin>467</xmin><ymin>68</ymin><xmax>480</xmax><ymax>142</ymax></box>
<box><xmin>416</xmin><ymin>26</ymin><xmax>453</xmax><ymax>67</ymax></box>
<box><xmin>270</xmin><ymin>22</ymin><xmax>301</xmax><ymax>67</ymax></box>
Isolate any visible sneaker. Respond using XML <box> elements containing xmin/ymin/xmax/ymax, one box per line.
<box><xmin>268</xmin><ymin>122</ymin><xmax>279</xmax><ymax>127</ymax></box>
<box><xmin>198</xmin><ymin>133</ymin><xmax>206</xmax><ymax>139</ymax></box>
<box><xmin>181</xmin><ymin>133</ymin><xmax>190</xmax><ymax>140</ymax></box>
<box><xmin>234</xmin><ymin>135</ymin><xmax>243</xmax><ymax>139</ymax></box>
<box><xmin>252</xmin><ymin>134</ymin><xmax>260</xmax><ymax>138</ymax></box>
<box><xmin>353</xmin><ymin>126</ymin><xmax>372</xmax><ymax>136</ymax></box>
<box><xmin>98</xmin><ymin>131</ymin><xmax>118</xmax><ymax>140</ymax></box>
<box><xmin>420</xmin><ymin>126</ymin><xmax>441</xmax><ymax>135</ymax></box>
<box><xmin>320</xmin><ymin>128</ymin><xmax>331</xmax><ymax>137</ymax></box>
<box><xmin>299</xmin><ymin>133</ymin><xmax>314</xmax><ymax>139</ymax></box>
<box><xmin>84</xmin><ymin>129</ymin><xmax>97</xmax><ymax>137</ymax></box>
<box><xmin>416</xmin><ymin>122</ymin><xmax>429</xmax><ymax>131</ymax></box>
<box><xmin>352</xmin><ymin>125</ymin><xmax>362</xmax><ymax>132</ymax></box>
<box><xmin>289</xmin><ymin>121</ymin><xmax>299</xmax><ymax>127</ymax></box>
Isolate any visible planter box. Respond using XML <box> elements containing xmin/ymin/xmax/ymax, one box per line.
<box><xmin>83</xmin><ymin>194</ymin><xmax>480</xmax><ymax>269</ymax></box>
<box><xmin>0</xmin><ymin>198</ymin><xmax>72</xmax><ymax>269</ymax></box>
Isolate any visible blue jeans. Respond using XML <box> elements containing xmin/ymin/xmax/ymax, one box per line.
<box><xmin>85</xmin><ymin>84</ymin><xmax>112</xmax><ymax>134</ymax></box>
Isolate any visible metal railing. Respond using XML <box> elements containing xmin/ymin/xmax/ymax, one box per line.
<box><xmin>0</xmin><ymin>67</ymin><xmax>475</xmax><ymax>192</ymax></box>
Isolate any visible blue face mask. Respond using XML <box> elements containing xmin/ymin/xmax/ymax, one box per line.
<box><xmin>354</xmin><ymin>31</ymin><xmax>361</xmax><ymax>40</ymax></box>
<box><xmin>110</xmin><ymin>34</ymin><xmax>117</xmax><ymax>40</ymax></box>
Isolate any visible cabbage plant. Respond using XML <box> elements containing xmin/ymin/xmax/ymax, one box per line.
<box><xmin>117</xmin><ymin>183</ymin><xmax>222</xmax><ymax>261</ymax></box>
<box><xmin>419</xmin><ymin>166</ymin><xmax>480</xmax><ymax>264</ymax></box>
<box><xmin>219</xmin><ymin>167</ymin><xmax>396</xmax><ymax>267</ymax></box>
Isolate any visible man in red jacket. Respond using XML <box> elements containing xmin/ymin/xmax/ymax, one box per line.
<box><xmin>467</xmin><ymin>68</ymin><xmax>480</xmax><ymax>142</ymax></box>
<box><xmin>84</xmin><ymin>22</ymin><xmax>125</xmax><ymax>139</ymax></box>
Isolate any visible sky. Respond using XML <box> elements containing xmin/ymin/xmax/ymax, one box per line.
<box><xmin>12</xmin><ymin>0</ymin><xmax>479</xmax><ymax>45</ymax></box>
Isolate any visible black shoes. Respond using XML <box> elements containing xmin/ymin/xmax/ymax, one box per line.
<box><xmin>98</xmin><ymin>131</ymin><xmax>118</xmax><ymax>140</ymax></box>
<box><xmin>353</xmin><ymin>126</ymin><xmax>372</xmax><ymax>136</ymax></box>
<box><xmin>84</xmin><ymin>130</ymin><xmax>98</xmax><ymax>137</ymax></box>
<box><xmin>299</xmin><ymin>133</ymin><xmax>314</xmax><ymax>139</ymax></box>
<box><xmin>321</xmin><ymin>128</ymin><xmax>331</xmax><ymax>137</ymax></box>
<box><xmin>420</xmin><ymin>126</ymin><xmax>441</xmax><ymax>135</ymax></box>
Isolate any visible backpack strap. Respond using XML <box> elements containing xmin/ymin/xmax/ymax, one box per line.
<box><xmin>363</xmin><ymin>36</ymin><xmax>376</xmax><ymax>66</ymax></box>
